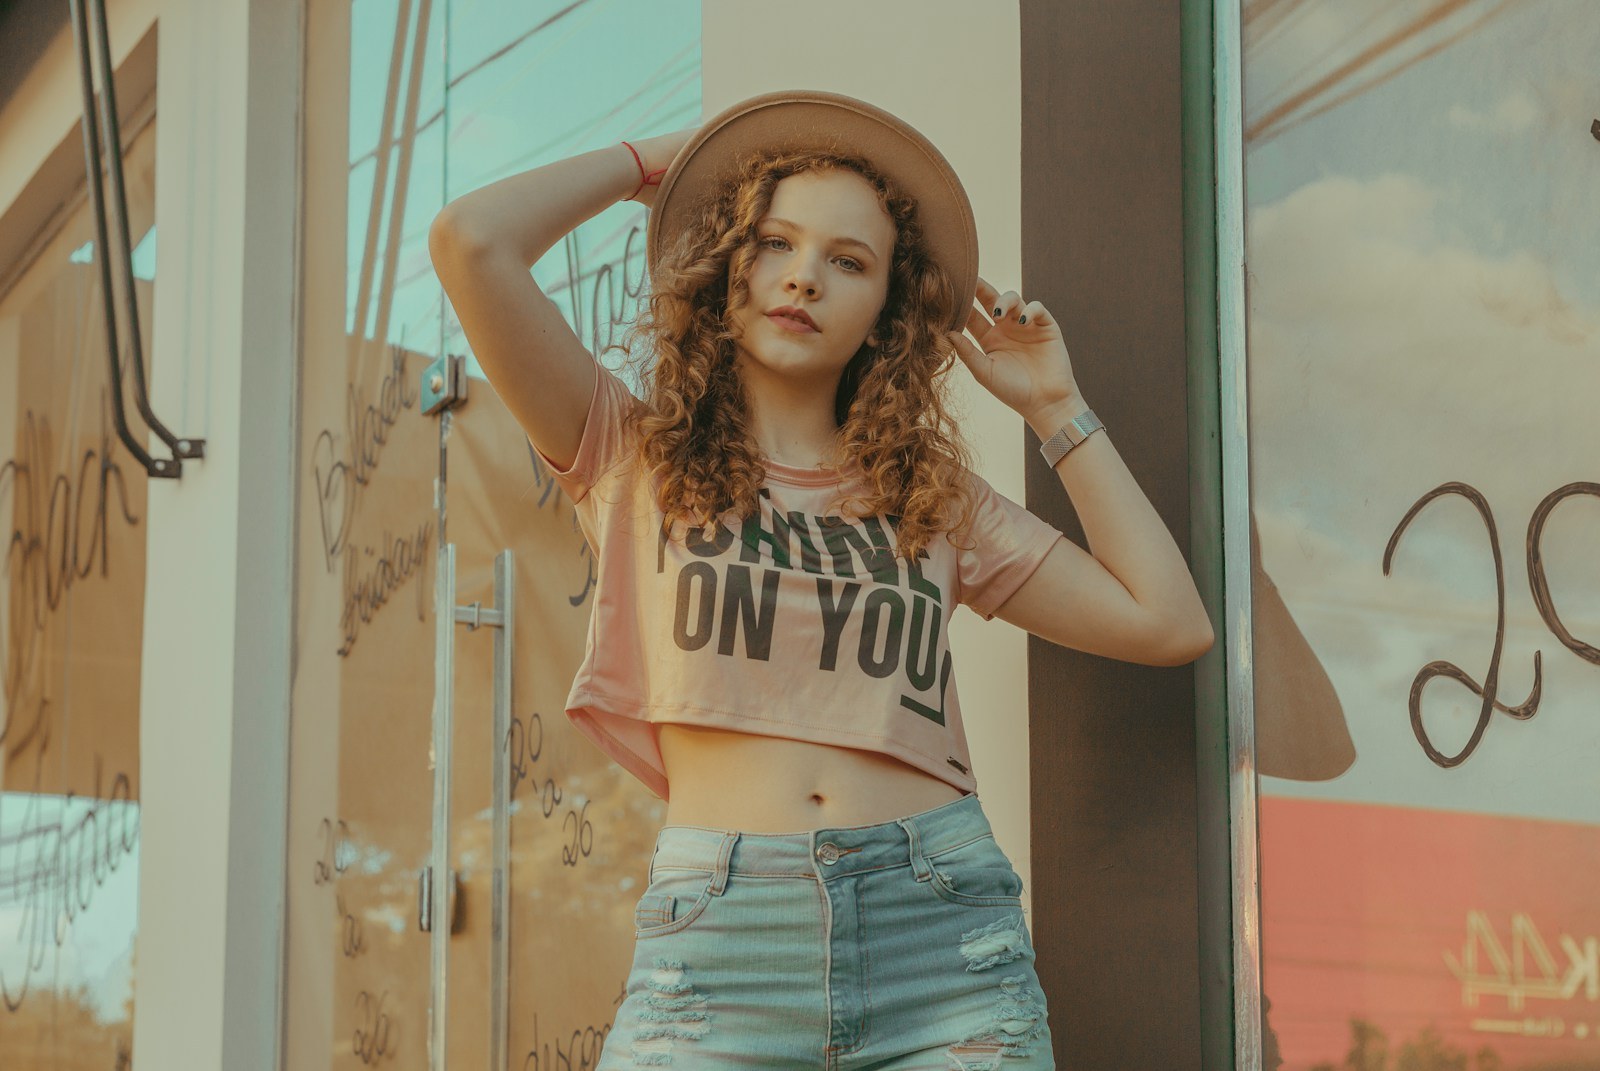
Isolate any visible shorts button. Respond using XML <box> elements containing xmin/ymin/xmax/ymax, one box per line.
<box><xmin>816</xmin><ymin>842</ymin><xmax>842</xmax><ymax>865</ymax></box>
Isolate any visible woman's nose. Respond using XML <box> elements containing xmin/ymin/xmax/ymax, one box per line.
<box><xmin>784</xmin><ymin>257</ymin><xmax>821</xmax><ymax>296</ymax></box>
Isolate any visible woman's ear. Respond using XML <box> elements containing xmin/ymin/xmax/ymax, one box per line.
<box><xmin>866</xmin><ymin>314</ymin><xmax>891</xmax><ymax>350</ymax></box>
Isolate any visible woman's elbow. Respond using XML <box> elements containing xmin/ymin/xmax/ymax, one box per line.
<box><xmin>1184</xmin><ymin>620</ymin><xmax>1217</xmax><ymax>664</ymax></box>
<box><xmin>1155</xmin><ymin>618</ymin><xmax>1216</xmax><ymax>666</ymax></box>
<box><xmin>429</xmin><ymin>205</ymin><xmax>498</xmax><ymax>266</ymax></box>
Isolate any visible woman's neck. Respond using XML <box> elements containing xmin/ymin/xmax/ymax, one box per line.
<box><xmin>739</xmin><ymin>367</ymin><xmax>844</xmax><ymax>469</ymax></box>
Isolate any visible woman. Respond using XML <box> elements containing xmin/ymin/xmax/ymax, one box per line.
<box><xmin>429</xmin><ymin>90</ymin><xmax>1212</xmax><ymax>1070</ymax></box>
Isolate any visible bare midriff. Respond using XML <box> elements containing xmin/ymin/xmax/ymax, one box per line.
<box><xmin>657</xmin><ymin>723</ymin><xmax>967</xmax><ymax>834</ymax></box>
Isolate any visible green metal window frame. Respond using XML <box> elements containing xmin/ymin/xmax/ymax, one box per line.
<box><xmin>1185</xmin><ymin>1</ymin><xmax>1261</xmax><ymax>1068</ymax></box>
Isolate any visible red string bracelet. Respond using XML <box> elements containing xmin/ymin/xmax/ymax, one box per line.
<box><xmin>620</xmin><ymin>140</ymin><xmax>668</xmax><ymax>202</ymax></box>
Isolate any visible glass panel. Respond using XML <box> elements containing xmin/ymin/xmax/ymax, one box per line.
<box><xmin>1241</xmin><ymin>5</ymin><xmax>1600</xmax><ymax>1070</ymax></box>
<box><xmin>0</xmin><ymin>120</ymin><xmax>155</xmax><ymax>1070</ymax></box>
<box><xmin>287</xmin><ymin>0</ymin><xmax>700</xmax><ymax>1067</ymax></box>
<box><xmin>284</xmin><ymin>0</ymin><xmax>446</xmax><ymax>1067</ymax></box>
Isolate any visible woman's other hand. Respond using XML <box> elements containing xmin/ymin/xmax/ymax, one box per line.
<box><xmin>949</xmin><ymin>275</ymin><xmax>1083</xmax><ymax>427</ymax></box>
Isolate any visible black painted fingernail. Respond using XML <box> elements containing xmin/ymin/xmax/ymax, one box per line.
<box><xmin>993</xmin><ymin>307</ymin><xmax>1001</xmax><ymax>317</ymax></box>
<box><xmin>1018</xmin><ymin>315</ymin><xmax>1027</xmax><ymax>324</ymax></box>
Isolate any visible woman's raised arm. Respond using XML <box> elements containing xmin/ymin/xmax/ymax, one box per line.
<box><xmin>426</xmin><ymin>129</ymin><xmax>693</xmax><ymax>470</ymax></box>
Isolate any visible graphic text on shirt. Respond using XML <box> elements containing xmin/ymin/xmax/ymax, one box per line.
<box><xmin>656</xmin><ymin>488</ymin><xmax>955</xmax><ymax>725</ymax></box>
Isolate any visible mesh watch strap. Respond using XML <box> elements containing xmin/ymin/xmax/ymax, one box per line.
<box><xmin>1039</xmin><ymin>409</ymin><xmax>1104</xmax><ymax>467</ymax></box>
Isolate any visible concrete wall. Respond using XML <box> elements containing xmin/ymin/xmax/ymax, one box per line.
<box><xmin>701</xmin><ymin>0</ymin><xmax>1039</xmax><ymax>908</ymax></box>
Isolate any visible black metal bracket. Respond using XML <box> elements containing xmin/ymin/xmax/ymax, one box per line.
<box><xmin>68</xmin><ymin>0</ymin><xmax>205</xmax><ymax>479</ymax></box>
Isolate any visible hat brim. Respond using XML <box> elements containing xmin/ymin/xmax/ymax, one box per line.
<box><xmin>646</xmin><ymin>90</ymin><xmax>979</xmax><ymax>334</ymax></box>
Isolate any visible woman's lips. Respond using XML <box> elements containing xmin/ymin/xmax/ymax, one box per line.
<box><xmin>767</xmin><ymin>312</ymin><xmax>818</xmax><ymax>334</ymax></box>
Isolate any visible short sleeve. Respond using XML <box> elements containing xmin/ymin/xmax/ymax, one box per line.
<box><xmin>527</xmin><ymin>361</ymin><xmax>640</xmax><ymax>505</ymax></box>
<box><xmin>956</xmin><ymin>471</ymin><xmax>1066</xmax><ymax>621</ymax></box>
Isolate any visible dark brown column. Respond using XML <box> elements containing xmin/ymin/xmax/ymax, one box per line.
<box><xmin>1021</xmin><ymin>3</ymin><xmax>1205</xmax><ymax>1067</ymax></box>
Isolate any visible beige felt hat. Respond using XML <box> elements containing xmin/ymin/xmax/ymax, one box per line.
<box><xmin>646</xmin><ymin>89</ymin><xmax>979</xmax><ymax>333</ymax></box>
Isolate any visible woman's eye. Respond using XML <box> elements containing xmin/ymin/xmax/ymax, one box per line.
<box><xmin>759</xmin><ymin>236</ymin><xmax>861</xmax><ymax>273</ymax></box>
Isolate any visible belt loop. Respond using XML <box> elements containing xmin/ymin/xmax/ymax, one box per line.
<box><xmin>897</xmin><ymin>817</ymin><xmax>931</xmax><ymax>881</ymax></box>
<box><xmin>709</xmin><ymin>831</ymin><xmax>737</xmax><ymax>895</ymax></box>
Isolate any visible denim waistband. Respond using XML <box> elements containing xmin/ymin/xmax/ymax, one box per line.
<box><xmin>648</xmin><ymin>790</ymin><xmax>994</xmax><ymax>883</ymax></box>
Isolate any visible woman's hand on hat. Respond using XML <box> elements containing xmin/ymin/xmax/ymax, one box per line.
<box><xmin>949</xmin><ymin>276</ymin><xmax>1082</xmax><ymax>426</ymax></box>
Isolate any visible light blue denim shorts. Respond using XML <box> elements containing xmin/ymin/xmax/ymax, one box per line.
<box><xmin>600</xmin><ymin>790</ymin><xmax>1055</xmax><ymax>1070</ymax></box>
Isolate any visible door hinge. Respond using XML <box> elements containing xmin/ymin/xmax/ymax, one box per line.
<box><xmin>417</xmin><ymin>866</ymin><xmax>463</xmax><ymax>934</ymax></box>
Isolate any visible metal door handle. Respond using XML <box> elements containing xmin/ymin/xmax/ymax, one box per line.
<box><xmin>429</xmin><ymin>543</ymin><xmax>514</xmax><ymax>1071</ymax></box>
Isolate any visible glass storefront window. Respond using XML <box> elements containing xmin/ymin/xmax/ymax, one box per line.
<box><xmin>0</xmin><ymin>118</ymin><xmax>155</xmax><ymax>1071</ymax></box>
<box><xmin>1242</xmin><ymin>5</ymin><xmax>1600</xmax><ymax>1069</ymax></box>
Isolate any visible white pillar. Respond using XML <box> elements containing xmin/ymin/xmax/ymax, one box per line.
<box><xmin>133</xmin><ymin>0</ymin><xmax>301</xmax><ymax>1067</ymax></box>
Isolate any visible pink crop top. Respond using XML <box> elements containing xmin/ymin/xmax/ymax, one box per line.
<box><xmin>530</xmin><ymin>362</ymin><xmax>1065</xmax><ymax>800</ymax></box>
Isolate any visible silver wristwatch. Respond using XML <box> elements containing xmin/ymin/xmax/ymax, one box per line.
<box><xmin>1039</xmin><ymin>409</ymin><xmax>1105</xmax><ymax>468</ymax></box>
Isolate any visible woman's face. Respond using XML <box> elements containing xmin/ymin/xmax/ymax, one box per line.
<box><xmin>726</xmin><ymin>168</ymin><xmax>896</xmax><ymax>394</ymax></box>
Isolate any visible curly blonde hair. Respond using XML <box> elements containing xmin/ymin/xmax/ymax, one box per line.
<box><xmin>607</xmin><ymin>146</ymin><xmax>979</xmax><ymax>561</ymax></box>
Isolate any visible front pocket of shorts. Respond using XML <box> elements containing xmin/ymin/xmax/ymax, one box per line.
<box><xmin>633</xmin><ymin>868</ymin><xmax>716</xmax><ymax>939</ymax></box>
<box><xmin>925</xmin><ymin>833</ymin><xmax>1025</xmax><ymax>908</ymax></box>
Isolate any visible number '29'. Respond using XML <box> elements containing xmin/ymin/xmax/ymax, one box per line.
<box><xmin>1381</xmin><ymin>481</ymin><xmax>1598</xmax><ymax>768</ymax></box>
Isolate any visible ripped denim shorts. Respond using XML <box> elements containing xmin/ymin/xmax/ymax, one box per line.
<box><xmin>599</xmin><ymin>790</ymin><xmax>1055</xmax><ymax>1070</ymax></box>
